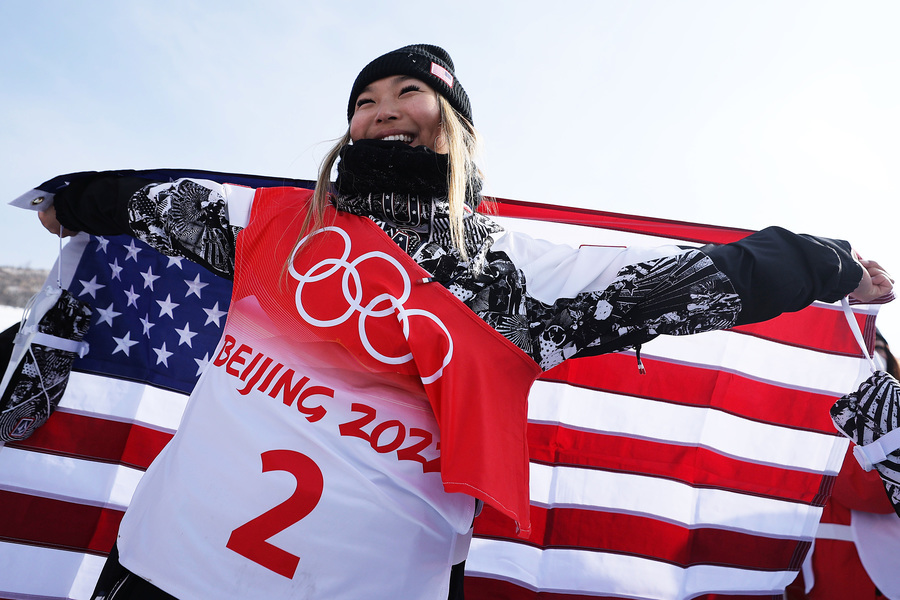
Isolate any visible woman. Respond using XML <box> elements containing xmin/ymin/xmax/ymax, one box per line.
<box><xmin>40</xmin><ymin>44</ymin><xmax>892</xmax><ymax>600</ymax></box>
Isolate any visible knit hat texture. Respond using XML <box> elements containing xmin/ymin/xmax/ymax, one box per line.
<box><xmin>347</xmin><ymin>44</ymin><xmax>472</xmax><ymax>124</ymax></box>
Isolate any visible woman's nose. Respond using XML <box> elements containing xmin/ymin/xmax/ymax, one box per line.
<box><xmin>375</xmin><ymin>100</ymin><xmax>400</xmax><ymax>122</ymax></box>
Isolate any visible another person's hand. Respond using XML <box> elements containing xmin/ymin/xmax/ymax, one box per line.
<box><xmin>850</xmin><ymin>254</ymin><xmax>894</xmax><ymax>303</ymax></box>
<box><xmin>38</xmin><ymin>205</ymin><xmax>78</xmax><ymax>238</ymax></box>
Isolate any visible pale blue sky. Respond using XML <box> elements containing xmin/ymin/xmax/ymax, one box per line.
<box><xmin>3</xmin><ymin>0</ymin><xmax>899</xmax><ymax>334</ymax></box>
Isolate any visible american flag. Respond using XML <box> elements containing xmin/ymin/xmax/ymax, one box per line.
<box><xmin>0</xmin><ymin>172</ymin><xmax>876</xmax><ymax>600</ymax></box>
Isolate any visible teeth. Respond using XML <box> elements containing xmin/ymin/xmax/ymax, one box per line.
<box><xmin>381</xmin><ymin>134</ymin><xmax>413</xmax><ymax>143</ymax></box>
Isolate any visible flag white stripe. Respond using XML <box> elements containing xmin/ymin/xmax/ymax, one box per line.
<box><xmin>466</xmin><ymin>537</ymin><xmax>797</xmax><ymax>599</ymax></box>
<box><xmin>59</xmin><ymin>371</ymin><xmax>188</xmax><ymax>431</ymax></box>
<box><xmin>493</xmin><ymin>215</ymin><xmax>703</xmax><ymax>250</ymax></box>
<box><xmin>0</xmin><ymin>541</ymin><xmax>105</xmax><ymax>600</ymax></box>
<box><xmin>0</xmin><ymin>447</ymin><xmax>143</xmax><ymax>509</ymax></box>
<box><xmin>528</xmin><ymin>381</ymin><xmax>849</xmax><ymax>472</ymax></box>
<box><xmin>529</xmin><ymin>462</ymin><xmax>825</xmax><ymax>538</ymax></box>
<box><xmin>633</xmin><ymin>330</ymin><xmax>867</xmax><ymax>396</ymax></box>
<box><xmin>815</xmin><ymin>522</ymin><xmax>854</xmax><ymax>541</ymax></box>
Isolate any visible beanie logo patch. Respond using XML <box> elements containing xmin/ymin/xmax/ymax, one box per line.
<box><xmin>430</xmin><ymin>63</ymin><xmax>454</xmax><ymax>88</ymax></box>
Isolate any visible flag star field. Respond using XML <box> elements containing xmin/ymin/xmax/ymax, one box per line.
<box><xmin>73</xmin><ymin>234</ymin><xmax>231</xmax><ymax>394</ymax></box>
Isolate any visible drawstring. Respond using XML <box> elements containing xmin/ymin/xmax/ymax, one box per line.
<box><xmin>55</xmin><ymin>228</ymin><xmax>65</xmax><ymax>290</ymax></box>
<box><xmin>840</xmin><ymin>296</ymin><xmax>878</xmax><ymax>374</ymax></box>
<box><xmin>635</xmin><ymin>344</ymin><xmax>646</xmax><ymax>375</ymax></box>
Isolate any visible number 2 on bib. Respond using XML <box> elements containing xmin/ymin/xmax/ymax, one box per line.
<box><xmin>226</xmin><ymin>449</ymin><xmax>324</xmax><ymax>578</ymax></box>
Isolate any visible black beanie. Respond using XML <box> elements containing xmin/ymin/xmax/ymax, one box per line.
<box><xmin>347</xmin><ymin>44</ymin><xmax>472</xmax><ymax>124</ymax></box>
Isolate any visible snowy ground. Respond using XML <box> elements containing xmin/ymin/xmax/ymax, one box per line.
<box><xmin>0</xmin><ymin>305</ymin><xmax>23</xmax><ymax>331</ymax></box>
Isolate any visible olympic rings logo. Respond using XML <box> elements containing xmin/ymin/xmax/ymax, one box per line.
<box><xmin>288</xmin><ymin>226</ymin><xmax>453</xmax><ymax>384</ymax></box>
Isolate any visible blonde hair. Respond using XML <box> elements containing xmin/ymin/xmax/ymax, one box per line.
<box><xmin>298</xmin><ymin>97</ymin><xmax>482</xmax><ymax>261</ymax></box>
<box><xmin>438</xmin><ymin>96</ymin><xmax>482</xmax><ymax>260</ymax></box>
<box><xmin>297</xmin><ymin>129</ymin><xmax>352</xmax><ymax>244</ymax></box>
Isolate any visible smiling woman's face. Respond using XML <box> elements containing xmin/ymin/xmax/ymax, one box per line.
<box><xmin>349</xmin><ymin>75</ymin><xmax>447</xmax><ymax>153</ymax></box>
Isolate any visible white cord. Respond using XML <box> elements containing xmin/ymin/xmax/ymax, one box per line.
<box><xmin>55</xmin><ymin>228</ymin><xmax>64</xmax><ymax>290</ymax></box>
<box><xmin>841</xmin><ymin>296</ymin><xmax>879</xmax><ymax>373</ymax></box>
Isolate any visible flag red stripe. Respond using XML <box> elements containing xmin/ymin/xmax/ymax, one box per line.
<box><xmin>527</xmin><ymin>424</ymin><xmax>834</xmax><ymax>505</ymax></box>
<box><xmin>0</xmin><ymin>490</ymin><xmax>121</xmax><ymax>555</ymax></box>
<box><xmin>486</xmin><ymin>197</ymin><xmax>754</xmax><ymax>245</ymax></box>
<box><xmin>732</xmin><ymin>309</ymin><xmax>874</xmax><ymax>357</ymax></box>
<box><xmin>465</xmin><ymin>576</ymin><xmax>787</xmax><ymax>600</ymax></box>
<box><xmin>541</xmin><ymin>354</ymin><xmax>842</xmax><ymax>434</ymax></box>
<box><xmin>466</xmin><ymin>576</ymin><xmax>632</xmax><ymax>600</ymax></box>
<box><xmin>5</xmin><ymin>412</ymin><xmax>171</xmax><ymax>470</ymax></box>
<box><xmin>474</xmin><ymin>504</ymin><xmax>810</xmax><ymax>571</ymax></box>
<box><xmin>698</xmin><ymin>595</ymin><xmax>784</xmax><ymax>600</ymax></box>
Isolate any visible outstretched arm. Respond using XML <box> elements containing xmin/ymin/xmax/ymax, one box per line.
<box><xmin>37</xmin><ymin>172</ymin><xmax>244</xmax><ymax>280</ymax></box>
<box><xmin>507</xmin><ymin>226</ymin><xmax>892</xmax><ymax>370</ymax></box>
<box><xmin>701</xmin><ymin>227</ymin><xmax>889</xmax><ymax>325</ymax></box>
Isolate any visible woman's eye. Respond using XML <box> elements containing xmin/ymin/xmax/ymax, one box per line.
<box><xmin>356</xmin><ymin>98</ymin><xmax>374</xmax><ymax>108</ymax></box>
<box><xmin>399</xmin><ymin>84</ymin><xmax>421</xmax><ymax>95</ymax></box>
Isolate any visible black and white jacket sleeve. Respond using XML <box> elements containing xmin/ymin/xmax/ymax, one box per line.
<box><xmin>485</xmin><ymin>226</ymin><xmax>862</xmax><ymax>370</ymax></box>
<box><xmin>700</xmin><ymin>227</ymin><xmax>862</xmax><ymax>325</ymax></box>
<box><xmin>52</xmin><ymin>173</ymin><xmax>244</xmax><ymax>280</ymax></box>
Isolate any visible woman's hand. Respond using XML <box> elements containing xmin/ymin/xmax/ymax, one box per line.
<box><xmin>38</xmin><ymin>205</ymin><xmax>78</xmax><ymax>238</ymax></box>
<box><xmin>850</xmin><ymin>255</ymin><xmax>894</xmax><ymax>303</ymax></box>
